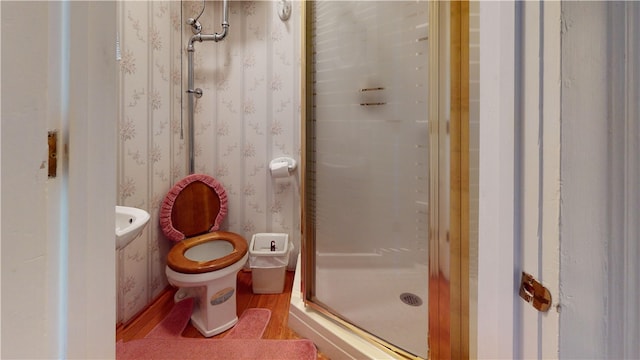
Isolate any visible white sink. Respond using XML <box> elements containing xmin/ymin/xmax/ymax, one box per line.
<box><xmin>115</xmin><ymin>206</ymin><xmax>150</xmax><ymax>250</ymax></box>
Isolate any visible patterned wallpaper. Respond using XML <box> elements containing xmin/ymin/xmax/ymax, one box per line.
<box><xmin>117</xmin><ymin>0</ymin><xmax>301</xmax><ymax>324</ymax></box>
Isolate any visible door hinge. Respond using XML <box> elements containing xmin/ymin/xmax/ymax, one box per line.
<box><xmin>519</xmin><ymin>271</ymin><xmax>552</xmax><ymax>312</ymax></box>
<box><xmin>48</xmin><ymin>131</ymin><xmax>58</xmax><ymax>178</ymax></box>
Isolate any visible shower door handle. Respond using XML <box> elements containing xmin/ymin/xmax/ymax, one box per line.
<box><xmin>359</xmin><ymin>87</ymin><xmax>385</xmax><ymax>106</ymax></box>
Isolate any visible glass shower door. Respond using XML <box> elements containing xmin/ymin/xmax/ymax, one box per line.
<box><xmin>307</xmin><ymin>1</ymin><xmax>431</xmax><ymax>357</ymax></box>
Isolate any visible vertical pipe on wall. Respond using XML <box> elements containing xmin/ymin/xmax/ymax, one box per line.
<box><xmin>186</xmin><ymin>0</ymin><xmax>229</xmax><ymax>174</ymax></box>
<box><xmin>187</xmin><ymin>50</ymin><xmax>195</xmax><ymax>173</ymax></box>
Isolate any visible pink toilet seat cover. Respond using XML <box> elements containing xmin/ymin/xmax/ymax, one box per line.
<box><xmin>159</xmin><ymin>174</ymin><xmax>228</xmax><ymax>242</ymax></box>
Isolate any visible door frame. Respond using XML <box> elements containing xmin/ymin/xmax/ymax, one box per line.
<box><xmin>476</xmin><ymin>2</ymin><xmax>561</xmax><ymax>358</ymax></box>
<box><xmin>447</xmin><ymin>2</ymin><xmax>470</xmax><ymax>358</ymax></box>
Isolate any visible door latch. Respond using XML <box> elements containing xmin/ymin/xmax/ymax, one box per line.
<box><xmin>519</xmin><ymin>272</ymin><xmax>552</xmax><ymax>312</ymax></box>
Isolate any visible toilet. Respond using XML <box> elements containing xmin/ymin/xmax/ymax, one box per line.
<box><xmin>160</xmin><ymin>173</ymin><xmax>248</xmax><ymax>337</ymax></box>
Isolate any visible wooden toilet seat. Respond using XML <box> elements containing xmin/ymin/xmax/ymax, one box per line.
<box><xmin>160</xmin><ymin>174</ymin><xmax>248</xmax><ymax>274</ymax></box>
<box><xmin>167</xmin><ymin>231</ymin><xmax>248</xmax><ymax>274</ymax></box>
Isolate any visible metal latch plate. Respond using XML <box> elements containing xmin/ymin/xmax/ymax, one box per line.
<box><xmin>519</xmin><ymin>272</ymin><xmax>552</xmax><ymax>312</ymax></box>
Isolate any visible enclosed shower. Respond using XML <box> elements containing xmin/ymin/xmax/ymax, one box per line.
<box><xmin>297</xmin><ymin>1</ymin><xmax>442</xmax><ymax>358</ymax></box>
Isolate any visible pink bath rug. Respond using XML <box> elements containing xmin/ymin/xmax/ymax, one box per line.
<box><xmin>116</xmin><ymin>338</ymin><xmax>317</xmax><ymax>360</ymax></box>
<box><xmin>117</xmin><ymin>300</ymin><xmax>317</xmax><ymax>359</ymax></box>
<box><xmin>223</xmin><ymin>308</ymin><xmax>271</xmax><ymax>339</ymax></box>
<box><xmin>144</xmin><ymin>298</ymin><xmax>194</xmax><ymax>339</ymax></box>
<box><xmin>143</xmin><ymin>299</ymin><xmax>270</xmax><ymax>340</ymax></box>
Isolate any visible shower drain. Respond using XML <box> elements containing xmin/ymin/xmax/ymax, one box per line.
<box><xmin>400</xmin><ymin>292</ymin><xmax>423</xmax><ymax>307</ymax></box>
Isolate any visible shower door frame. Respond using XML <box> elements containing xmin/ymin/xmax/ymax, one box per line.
<box><xmin>446</xmin><ymin>2</ymin><xmax>470</xmax><ymax>358</ymax></box>
<box><xmin>300</xmin><ymin>1</ymin><xmax>470</xmax><ymax>358</ymax></box>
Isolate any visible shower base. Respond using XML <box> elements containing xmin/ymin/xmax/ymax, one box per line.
<box><xmin>289</xmin><ymin>254</ymin><xmax>428</xmax><ymax>359</ymax></box>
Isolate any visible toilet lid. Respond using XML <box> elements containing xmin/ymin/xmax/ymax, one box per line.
<box><xmin>160</xmin><ymin>174</ymin><xmax>228</xmax><ymax>242</ymax></box>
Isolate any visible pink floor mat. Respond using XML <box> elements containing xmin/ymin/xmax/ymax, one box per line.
<box><xmin>117</xmin><ymin>299</ymin><xmax>317</xmax><ymax>360</ymax></box>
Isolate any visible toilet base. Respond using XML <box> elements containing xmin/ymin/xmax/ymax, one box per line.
<box><xmin>173</xmin><ymin>286</ymin><xmax>239</xmax><ymax>337</ymax></box>
<box><xmin>190</xmin><ymin>273</ymin><xmax>239</xmax><ymax>337</ymax></box>
<box><xmin>192</xmin><ymin>314</ymin><xmax>238</xmax><ymax>337</ymax></box>
<box><xmin>166</xmin><ymin>253</ymin><xmax>248</xmax><ymax>338</ymax></box>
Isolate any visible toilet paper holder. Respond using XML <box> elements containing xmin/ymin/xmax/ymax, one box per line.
<box><xmin>269</xmin><ymin>157</ymin><xmax>297</xmax><ymax>174</ymax></box>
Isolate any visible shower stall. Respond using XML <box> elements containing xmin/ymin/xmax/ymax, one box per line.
<box><xmin>293</xmin><ymin>1</ymin><xmax>462</xmax><ymax>359</ymax></box>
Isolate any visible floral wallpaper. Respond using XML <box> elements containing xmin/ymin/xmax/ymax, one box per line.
<box><xmin>117</xmin><ymin>0</ymin><xmax>301</xmax><ymax>324</ymax></box>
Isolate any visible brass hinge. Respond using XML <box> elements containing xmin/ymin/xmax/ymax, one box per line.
<box><xmin>48</xmin><ymin>131</ymin><xmax>58</xmax><ymax>178</ymax></box>
<box><xmin>519</xmin><ymin>272</ymin><xmax>552</xmax><ymax>312</ymax></box>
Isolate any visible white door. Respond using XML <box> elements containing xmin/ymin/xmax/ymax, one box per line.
<box><xmin>2</xmin><ymin>2</ymin><xmax>56</xmax><ymax>357</ymax></box>
<box><xmin>1</xmin><ymin>2</ymin><xmax>117</xmax><ymax>358</ymax></box>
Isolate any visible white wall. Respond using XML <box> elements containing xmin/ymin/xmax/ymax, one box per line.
<box><xmin>560</xmin><ymin>2</ymin><xmax>640</xmax><ymax>358</ymax></box>
<box><xmin>117</xmin><ymin>0</ymin><xmax>183</xmax><ymax>323</ymax></box>
<box><xmin>559</xmin><ymin>2</ymin><xmax>609</xmax><ymax>357</ymax></box>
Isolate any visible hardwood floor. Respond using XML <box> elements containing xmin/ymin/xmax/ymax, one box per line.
<box><xmin>116</xmin><ymin>269</ymin><xmax>329</xmax><ymax>359</ymax></box>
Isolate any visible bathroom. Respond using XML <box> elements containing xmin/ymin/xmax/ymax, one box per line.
<box><xmin>2</xmin><ymin>1</ymin><xmax>640</xmax><ymax>359</ymax></box>
<box><xmin>115</xmin><ymin>0</ymin><xmax>302</xmax><ymax>325</ymax></box>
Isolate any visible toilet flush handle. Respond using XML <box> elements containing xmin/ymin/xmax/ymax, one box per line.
<box><xmin>270</xmin><ymin>241</ymin><xmax>276</xmax><ymax>251</ymax></box>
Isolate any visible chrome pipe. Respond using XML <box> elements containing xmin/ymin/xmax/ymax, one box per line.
<box><xmin>219</xmin><ymin>0</ymin><xmax>230</xmax><ymax>40</ymax></box>
<box><xmin>187</xmin><ymin>0</ymin><xmax>229</xmax><ymax>49</ymax></box>
<box><xmin>185</xmin><ymin>0</ymin><xmax>229</xmax><ymax>174</ymax></box>
<box><xmin>187</xmin><ymin>50</ymin><xmax>195</xmax><ymax>174</ymax></box>
<box><xmin>186</xmin><ymin>0</ymin><xmax>205</xmax><ymax>34</ymax></box>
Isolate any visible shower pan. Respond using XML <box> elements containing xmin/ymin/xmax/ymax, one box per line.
<box><xmin>297</xmin><ymin>1</ymin><xmax>455</xmax><ymax>359</ymax></box>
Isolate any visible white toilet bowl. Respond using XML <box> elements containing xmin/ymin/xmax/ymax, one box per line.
<box><xmin>160</xmin><ymin>174</ymin><xmax>249</xmax><ymax>337</ymax></box>
<box><xmin>166</xmin><ymin>249</ymin><xmax>248</xmax><ymax>337</ymax></box>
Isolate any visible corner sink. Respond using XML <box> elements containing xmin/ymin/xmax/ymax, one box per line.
<box><xmin>116</xmin><ymin>206</ymin><xmax>150</xmax><ymax>250</ymax></box>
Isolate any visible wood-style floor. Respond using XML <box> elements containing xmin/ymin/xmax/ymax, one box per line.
<box><xmin>116</xmin><ymin>270</ymin><xmax>329</xmax><ymax>359</ymax></box>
